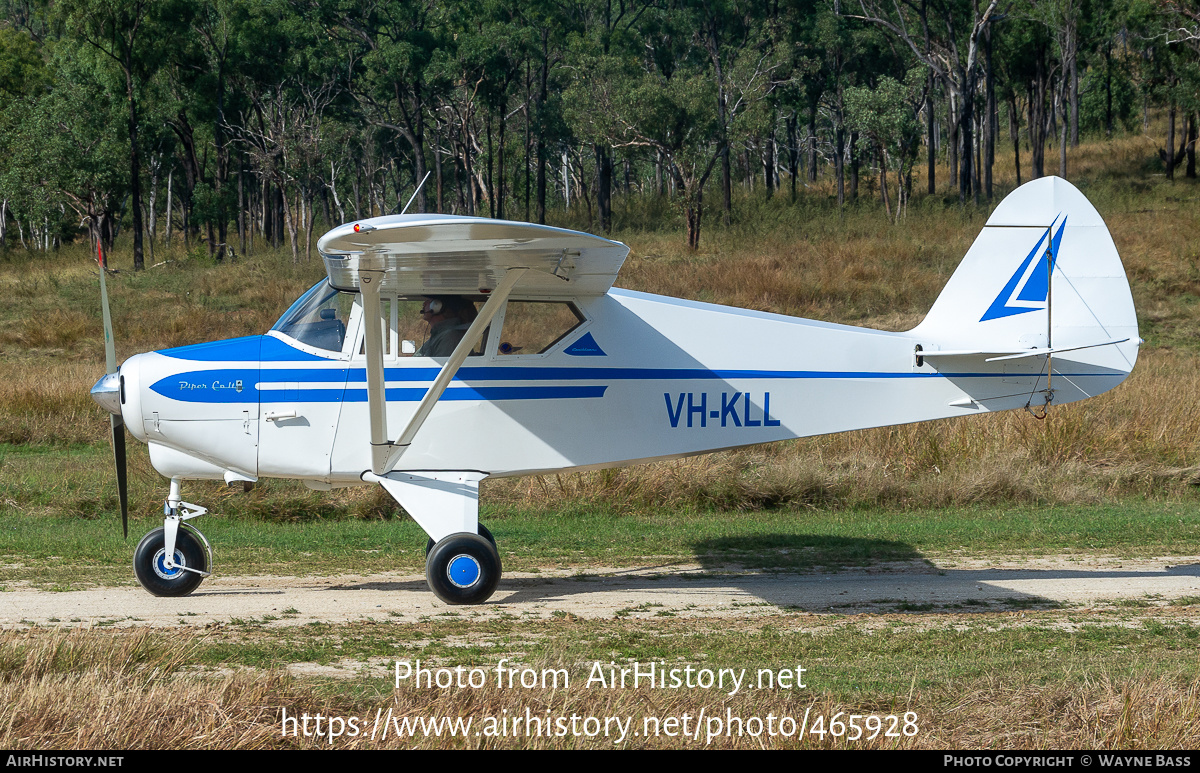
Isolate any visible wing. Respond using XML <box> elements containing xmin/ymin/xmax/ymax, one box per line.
<box><xmin>317</xmin><ymin>214</ymin><xmax>629</xmax><ymax>298</ymax></box>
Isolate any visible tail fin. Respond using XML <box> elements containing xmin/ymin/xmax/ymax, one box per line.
<box><xmin>910</xmin><ymin>177</ymin><xmax>1139</xmax><ymax>405</ymax></box>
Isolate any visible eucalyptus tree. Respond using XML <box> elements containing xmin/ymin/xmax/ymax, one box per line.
<box><xmin>568</xmin><ymin>0</ymin><xmax>655</xmax><ymax>231</ymax></box>
<box><xmin>175</xmin><ymin>0</ymin><xmax>272</xmax><ymax>256</ymax></box>
<box><xmin>1079</xmin><ymin>0</ymin><xmax>1139</xmax><ymax>138</ymax></box>
<box><xmin>1127</xmin><ymin>0</ymin><xmax>1200</xmax><ymax>178</ymax></box>
<box><xmin>0</xmin><ymin>25</ymin><xmax>50</xmax><ymax>244</ymax></box>
<box><xmin>565</xmin><ymin>3</ymin><xmax>779</xmax><ymax>249</ymax></box>
<box><xmin>692</xmin><ymin>0</ymin><xmax>776</xmax><ymax>224</ymax></box>
<box><xmin>778</xmin><ymin>0</ymin><xmax>828</xmax><ymax>185</ymax></box>
<box><xmin>58</xmin><ymin>0</ymin><xmax>191</xmax><ymax>269</ymax></box>
<box><xmin>455</xmin><ymin>2</ymin><xmax>533</xmax><ymax>220</ymax></box>
<box><xmin>1021</xmin><ymin>0</ymin><xmax>1083</xmax><ymax>177</ymax></box>
<box><xmin>0</xmin><ymin>74</ymin><xmax>127</xmax><ymax>250</ymax></box>
<box><xmin>844</xmin><ymin>69</ymin><xmax>926</xmax><ymax>219</ymax></box>
<box><xmin>332</xmin><ymin>0</ymin><xmax>456</xmax><ymax>214</ymax></box>
<box><xmin>849</xmin><ymin>0</ymin><xmax>1001</xmax><ymax>203</ymax></box>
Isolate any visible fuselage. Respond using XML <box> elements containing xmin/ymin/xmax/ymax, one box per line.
<box><xmin>115</xmin><ymin>284</ymin><xmax>1132</xmax><ymax>487</ymax></box>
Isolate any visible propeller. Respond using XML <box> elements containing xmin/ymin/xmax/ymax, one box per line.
<box><xmin>89</xmin><ymin>243</ymin><xmax>128</xmax><ymax>539</ymax></box>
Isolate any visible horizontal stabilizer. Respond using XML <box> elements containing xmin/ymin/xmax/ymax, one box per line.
<box><xmin>917</xmin><ymin>337</ymin><xmax>1131</xmax><ymax>364</ymax></box>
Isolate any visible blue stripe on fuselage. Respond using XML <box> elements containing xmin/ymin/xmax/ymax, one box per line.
<box><xmin>150</xmin><ymin>366</ymin><xmax>1116</xmax><ymax>403</ymax></box>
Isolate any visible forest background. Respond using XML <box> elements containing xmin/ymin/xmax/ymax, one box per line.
<box><xmin>0</xmin><ymin>0</ymin><xmax>1196</xmax><ymax>262</ymax></box>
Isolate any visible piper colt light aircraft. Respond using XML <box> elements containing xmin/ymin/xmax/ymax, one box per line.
<box><xmin>90</xmin><ymin>176</ymin><xmax>1139</xmax><ymax>604</ymax></box>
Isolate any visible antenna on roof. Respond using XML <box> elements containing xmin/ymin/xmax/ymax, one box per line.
<box><xmin>400</xmin><ymin>172</ymin><xmax>433</xmax><ymax>216</ymax></box>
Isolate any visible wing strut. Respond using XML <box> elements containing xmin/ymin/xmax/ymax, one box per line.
<box><xmin>360</xmin><ymin>267</ymin><xmax>528</xmax><ymax>475</ymax></box>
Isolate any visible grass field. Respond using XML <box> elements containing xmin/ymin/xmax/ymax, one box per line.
<box><xmin>3</xmin><ymin>130</ymin><xmax>1200</xmax><ymax>748</ymax></box>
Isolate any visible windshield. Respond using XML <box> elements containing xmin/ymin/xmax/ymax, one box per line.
<box><xmin>271</xmin><ymin>280</ymin><xmax>353</xmax><ymax>352</ymax></box>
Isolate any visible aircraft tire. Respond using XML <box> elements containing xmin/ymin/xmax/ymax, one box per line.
<box><xmin>425</xmin><ymin>532</ymin><xmax>502</xmax><ymax>605</ymax></box>
<box><xmin>426</xmin><ymin>523</ymin><xmax>495</xmax><ymax>557</ymax></box>
<box><xmin>133</xmin><ymin>527</ymin><xmax>207</xmax><ymax>597</ymax></box>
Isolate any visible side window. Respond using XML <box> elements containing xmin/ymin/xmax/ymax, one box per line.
<box><xmin>498</xmin><ymin>301</ymin><xmax>584</xmax><ymax>356</ymax></box>
<box><xmin>358</xmin><ymin>296</ymin><xmax>488</xmax><ymax>357</ymax></box>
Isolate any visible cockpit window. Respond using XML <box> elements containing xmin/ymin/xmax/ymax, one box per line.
<box><xmin>497</xmin><ymin>301</ymin><xmax>584</xmax><ymax>355</ymax></box>
<box><xmin>271</xmin><ymin>280</ymin><xmax>353</xmax><ymax>352</ymax></box>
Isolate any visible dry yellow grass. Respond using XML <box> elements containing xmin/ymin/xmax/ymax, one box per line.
<box><xmin>3</xmin><ymin>628</ymin><xmax>1199</xmax><ymax>749</ymax></box>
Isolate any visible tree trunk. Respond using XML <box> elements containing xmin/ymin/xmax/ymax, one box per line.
<box><xmin>721</xmin><ymin>145</ymin><xmax>731</xmax><ymax>226</ymax></box>
<box><xmin>165</xmin><ymin>169</ymin><xmax>173</xmax><ymax>247</ymax></box>
<box><xmin>787</xmin><ymin>111</ymin><xmax>799</xmax><ymax>201</ymax></box>
<box><xmin>1159</xmin><ymin>101</ymin><xmax>1190</xmax><ymax>180</ymax></box>
<box><xmin>1028</xmin><ymin>58</ymin><xmax>1047</xmax><ymax>179</ymax></box>
<box><xmin>1059</xmin><ymin>82</ymin><xmax>1068</xmax><ymax>178</ymax></box>
<box><xmin>595</xmin><ymin>144</ymin><xmax>613</xmax><ymax>233</ymax></box>
<box><xmin>958</xmin><ymin>75</ymin><xmax>975</xmax><ymax>204</ymax></box>
<box><xmin>536</xmin><ymin>31</ymin><xmax>548</xmax><ymax>224</ymax></box>
<box><xmin>1009</xmin><ymin>92</ymin><xmax>1022</xmax><ymax>187</ymax></box>
<box><xmin>985</xmin><ymin>28</ymin><xmax>995</xmax><ymax>200</ymax></box>
<box><xmin>763</xmin><ymin>130</ymin><xmax>776</xmax><ymax>198</ymax></box>
<box><xmin>927</xmin><ymin>71</ymin><xmax>936</xmax><ymax>195</ymax></box>
<box><xmin>807</xmin><ymin>104</ymin><xmax>818</xmax><ymax>182</ymax></box>
<box><xmin>848</xmin><ymin>131</ymin><xmax>859</xmax><ymax>201</ymax></box>
<box><xmin>947</xmin><ymin>83</ymin><xmax>957</xmax><ymax>189</ymax></box>
<box><xmin>125</xmin><ymin>63</ymin><xmax>144</xmax><ymax>271</ymax></box>
<box><xmin>1069</xmin><ymin>30</ymin><xmax>1079</xmax><ymax>147</ymax></box>
<box><xmin>1185</xmin><ymin>111</ymin><xmax>1195</xmax><ymax>177</ymax></box>
<box><xmin>879</xmin><ymin>145</ymin><xmax>891</xmax><ymax>219</ymax></box>
<box><xmin>237</xmin><ymin>161</ymin><xmax>246</xmax><ymax>255</ymax></box>
<box><xmin>685</xmin><ymin>185</ymin><xmax>703</xmax><ymax>250</ymax></box>
<box><xmin>835</xmin><ymin>123</ymin><xmax>845</xmax><ymax>208</ymax></box>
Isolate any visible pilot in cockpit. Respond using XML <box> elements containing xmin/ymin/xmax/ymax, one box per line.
<box><xmin>417</xmin><ymin>296</ymin><xmax>478</xmax><ymax>356</ymax></box>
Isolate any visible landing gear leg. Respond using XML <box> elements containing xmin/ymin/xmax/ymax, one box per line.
<box><xmin>133</xmin><ymin>477</ymin><xmax>213</xmax><ymax>597</ymax></box>
<box><xmin>370</xmin><ymin>471</ymin><xmax>503</xmax><ymax>604</ymax></box>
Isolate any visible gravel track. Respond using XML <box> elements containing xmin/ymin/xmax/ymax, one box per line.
<box><xmin>5</xmin><ymin>555</ymin><xmax>1200</xmax><ymax>628</ymax></box>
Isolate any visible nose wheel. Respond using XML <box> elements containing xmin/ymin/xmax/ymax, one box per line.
<box><xmin>425</xmin><ymin>532</ymin><xmax>502</xmax><ymax>605</ymax></box>
<box><xmin>133</xmin><ymin>526</ymin><xmax>210</xmax><ymax>597</ymax></box>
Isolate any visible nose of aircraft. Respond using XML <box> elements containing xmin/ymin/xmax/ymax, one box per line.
<box><xmin>90</xmin><ymin>371</ymin><xmax>122</xmax><ymax>416</ymax></box>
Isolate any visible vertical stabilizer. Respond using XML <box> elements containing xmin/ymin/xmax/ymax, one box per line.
<box><xmin>910</xmin><ymin>177</ymin><xmax>1138</xmax><ymax>382</ymax></box>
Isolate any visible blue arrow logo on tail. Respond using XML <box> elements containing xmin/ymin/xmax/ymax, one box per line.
<box><xmin>980</xmin><ymin>215</ymin><xmax>1066</xmax><ymax>322</ymax></box>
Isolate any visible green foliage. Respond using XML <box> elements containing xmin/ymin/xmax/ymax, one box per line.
<box><xmin>1078</xmin><ymin>57</ymin><xmax>1140</xmax><ymax>135</ymax></box>
<box><xmin>844</xmin><ymin>69</ymin><xmax>924</xmax><ymax>170</ymax></box>
<box><xmin>0</xmin><ymin>74</ymin><xmax>127</xmax><ymax>235</ymax></box>
<box><xmin>0</xmin><ymin>27</ymin><xmax>49</xmax><ymax>99</ymax></box>
<box><xmin>0</xmin><ymin>0</ymin><xmax>1195</xmax><ymax>254</ymax></box>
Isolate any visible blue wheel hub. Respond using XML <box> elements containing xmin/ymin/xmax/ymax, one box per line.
<box><xmin>152</xmin><ymin>548</ymin><xmax>185</xmax><ymax>580</ymax></box>
<box><xmin>447</xmin><ymin>554</ymin><xmax>481</xmax><ymax>588</ymax></box>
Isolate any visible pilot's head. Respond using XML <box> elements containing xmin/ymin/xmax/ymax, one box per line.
<box><xmin>420</xmin><ymin>296</ymin><xmax>477</xmax><ymax>325</ymax></box>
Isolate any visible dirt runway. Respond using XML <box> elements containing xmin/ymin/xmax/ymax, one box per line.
<box><xmin>5</xmin><ymin>555</ymin><xmax>1200</xmax><ymax>628</ymax></box>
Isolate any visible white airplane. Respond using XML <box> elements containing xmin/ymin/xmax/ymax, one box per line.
<box><xmin>90</xmin><ymin>176</ymin><xmax>1139</xmax><ymax>604</ymax></box>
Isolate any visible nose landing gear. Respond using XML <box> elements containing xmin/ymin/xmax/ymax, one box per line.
<box><xmin>132</xmin><ymin>478</ymin><xmax>213</xmax><ymax>597</ymax></box>
<box><xmin>133</xmin><ymin>525</ymin><xmax>210</xmax><ymax>597</ymax></box>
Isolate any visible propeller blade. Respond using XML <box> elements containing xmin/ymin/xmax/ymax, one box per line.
<box><xmin>97</xmin><ymin>243</ymin><xmax>126</xmax><ymax>538</ymax></box>
<box><xmin>112</xmin><ymin>413</ymin><xmax>128</xmax><ymax>540</ymax></box>
<box><xmin>97</xmin><ymin>243</ymin><xmax>117</xmax><ymax>376</ymax></box>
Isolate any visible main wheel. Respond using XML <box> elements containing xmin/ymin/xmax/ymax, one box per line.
<box><xmin>426</xmin><ymin>523</ymin><xmax>495</xmax><ymax>557</ymax></box>
<box><xmin>425</xmin><ymin>532</ymin><xmax>502</xmax><ymax>605</ymax></box>
<box><xmin>133</xmin><ymin>527</ymin><xmax>208</xmax><ymax>597</ymax></box>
